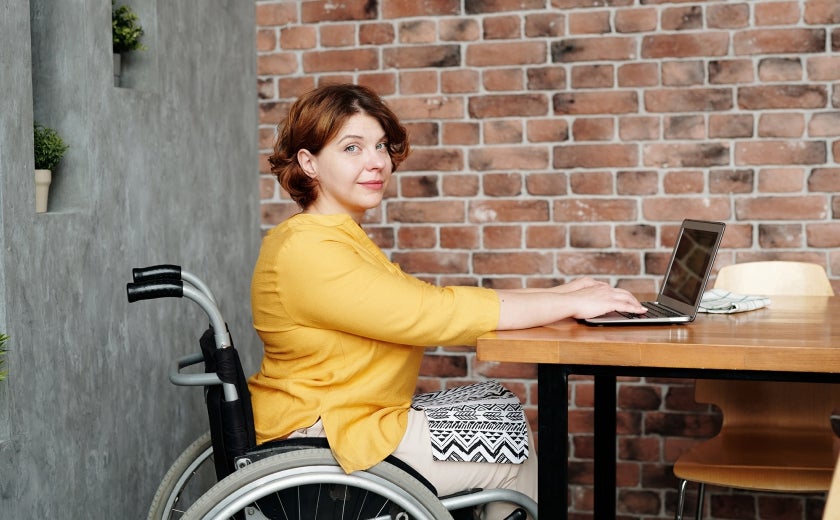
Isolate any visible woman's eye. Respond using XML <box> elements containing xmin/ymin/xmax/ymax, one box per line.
<box><xmin>376</xmin><ymin>142</ymin><xmax>387</xmax><ymax>151</ymax></box>
<box><xmin>345</xmin><ymin>144</ymin><xmax>359</xmax><ymax>153</ymax></box>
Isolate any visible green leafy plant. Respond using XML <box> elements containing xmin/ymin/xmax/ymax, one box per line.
<box><xmin>0</xmin><ymin>334</ymin><xmax>8</xmax><ymax>381</ymax></box>
<box><xmin>33</xmin><ymin>122</ymin><xmax>69</xmax><ymax>171</ymax></box>
<box><xmin>112</xmin><ymin>0</ymin><xmax>145</xmax><ymax>54</ymax></box>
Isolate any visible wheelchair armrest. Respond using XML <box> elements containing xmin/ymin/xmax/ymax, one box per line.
<box><xmin>170</xmin><ymin>352</ymin><xmax>223</xmax><ymax>387</ymax></box>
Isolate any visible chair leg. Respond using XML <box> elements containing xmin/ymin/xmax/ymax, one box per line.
<box><xmin>674</xmin><ymin>479</ymin><xmax>688</xmax><ymax>520</ymax></box>
<box><xmin>694</xmin><ymin>483</ymin><xmax>705</xmax><ymax>520</ymax></box>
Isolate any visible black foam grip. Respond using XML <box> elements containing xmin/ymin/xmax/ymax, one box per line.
<box><xmin>132</xmin><ymin>264</ymin><xmax>182</xmax><ymax>283</ymax></box>
<box><xmin>126</xmin><ymin>281</ymin><xmax>184</xmax><ymax>302</ymax></box>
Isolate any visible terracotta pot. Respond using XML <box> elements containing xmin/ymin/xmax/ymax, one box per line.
<box><xmin>35</xmin><ymin>169</ymin><xmax>51</xmax><ymax>213</ymax></box>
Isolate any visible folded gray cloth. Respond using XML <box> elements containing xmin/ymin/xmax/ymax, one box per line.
<box><xmin>698</xmin><ymin>288</ymin><xmax>772</xmax><ymax>314</ymax></box>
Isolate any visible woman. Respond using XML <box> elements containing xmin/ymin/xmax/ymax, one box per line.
<box><xmin>248</xmin><ymin>83</ymin><xmax>645</xmax><ymax>518</ymax></box>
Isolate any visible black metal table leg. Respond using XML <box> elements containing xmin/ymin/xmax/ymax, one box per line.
<box><xmin>593</xmin><ymin>374</ymin><xmax>617</xmax><ymax>519</ymax></box>
<box><xmin>538</xmin><ymin>364</ymin><xmax>569</xmax><ymax>519</ymax></box>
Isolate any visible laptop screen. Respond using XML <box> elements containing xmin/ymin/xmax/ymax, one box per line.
<box><xmin>660</xmin><ymin>226</ymin><xmax>722</xmax><ymax>306</ymax></box>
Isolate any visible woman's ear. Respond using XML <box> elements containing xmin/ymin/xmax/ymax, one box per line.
<box><xmin>297</xmin><ymin>149</ymin><xmax>317</xmax><ymax>178</ymax></box>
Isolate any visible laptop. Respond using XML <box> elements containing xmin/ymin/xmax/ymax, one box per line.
<box><xmin>583</xmin><ymin>219</ymin><xmax>726</xmax><ymax>325</ymax></box>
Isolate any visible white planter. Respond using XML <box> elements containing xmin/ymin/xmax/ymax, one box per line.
<box><xmin>35</xmin><ymin>169</ymin><xmax>51</xmax><ymax>213</ymax></box>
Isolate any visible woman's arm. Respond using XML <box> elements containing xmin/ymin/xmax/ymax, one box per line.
<box><xmin>495</xmin><ymin>282</ymin><xmax>646</xmax><ymax>330</ymax></box>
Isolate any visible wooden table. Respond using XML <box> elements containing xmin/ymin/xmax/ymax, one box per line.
<box><xmin>476</xmin><ymin>296</ymin><xmax>840</xmax><ymax>519</ymax></box>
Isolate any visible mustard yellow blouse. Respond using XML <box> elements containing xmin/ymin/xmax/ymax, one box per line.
<box><xmin>248</xmin><ymin>213</ymin><xmax>500</xmax><ymax>473</ymax></box>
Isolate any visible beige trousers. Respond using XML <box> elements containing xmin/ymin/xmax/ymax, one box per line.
<box><xmin>290</xmin><ymin>408</ymin><xmax>538</xmax><ymax>520</ymax></box>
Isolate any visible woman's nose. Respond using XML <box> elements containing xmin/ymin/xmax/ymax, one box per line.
<box><xmin>366</xmin><ymin>148</ymin><xmax>387</xmax><ymax>169</ymax></box>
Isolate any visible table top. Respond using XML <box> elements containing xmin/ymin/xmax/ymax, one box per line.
<box><xmin>476</xmin><ymin>295</ymin><xmax>840</xmax><ymax>374</ymax></box>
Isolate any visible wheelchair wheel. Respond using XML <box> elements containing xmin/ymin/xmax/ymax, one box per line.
<box><xmin>182</xmin><ymin>447</ymin><xmax>454</xmax><ymax>520</ymax></box>
<box><xmin>148</xmin><ymin>431</ymin><xmax>216</xmax><ymax>520</ymax></box>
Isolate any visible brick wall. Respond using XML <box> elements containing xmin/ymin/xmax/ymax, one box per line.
<box><xmin>255</xmin><ymin>1</ymin><xmax>840</xmax><ymax>519</ymax></box>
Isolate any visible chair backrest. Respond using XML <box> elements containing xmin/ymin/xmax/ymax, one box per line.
<box><xmin>700</xmin><ymin>261</ymin><xmax>838</xmax><ymax>433</ymax></box>
<box><xmin>714</xmin><ymin>261</ymin><xmax>835</xmax><ymax>296</ymax></box>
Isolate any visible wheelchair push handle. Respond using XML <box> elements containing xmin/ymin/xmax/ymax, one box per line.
<box><xmin>126</xmin><ymin>280</ymin><xmax>183</xmax><ymax>302</ymax></box>
<box><xmin>132</xmin><ymin>264</ymin><xmax>182</xmax><ymax>282</ymax></box>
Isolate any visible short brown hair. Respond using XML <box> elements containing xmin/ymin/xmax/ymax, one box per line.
<box><xmin>269</xmin><ymin>83</ymin><xmax>410</xmax><ymax>209</ymax></box>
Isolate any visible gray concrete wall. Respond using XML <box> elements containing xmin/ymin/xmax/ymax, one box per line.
<box><xmin>0</xmin><ymin>1</ymin><xmax>260</xmax><ymax>517</ymax></box>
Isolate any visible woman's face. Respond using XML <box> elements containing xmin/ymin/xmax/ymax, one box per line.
<box><xmin>298</xmin><ymin>113</ymin><xmax>393</xmax><ymax>222</ymax></box>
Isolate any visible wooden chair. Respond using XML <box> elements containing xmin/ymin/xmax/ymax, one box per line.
<box><xmin>824</xmin><ymin>454</ymin><xmax>840</xmax><ymax>520</ymax></box>
<box><xmin>673</xmin><ymin>261</ymin><xmax>840</xmax><ymax>520</ymax></box>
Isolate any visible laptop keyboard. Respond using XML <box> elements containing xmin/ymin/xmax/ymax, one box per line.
<box><xmin>618</xmin><ymin>302</ymin><xmax>680</xmax><ymax>319</ymax></box>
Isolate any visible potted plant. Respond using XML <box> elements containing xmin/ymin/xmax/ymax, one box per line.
<box><xmin>0</xmin><ymin>334</ymin><xmax>8</xmax><ymax>381</ymax></box>
<box><xmin>112</xmin><ymin>0</ymin><xmax>145</xmax><ymax>86</ymax></box>
<box><xmin>33</xmin><ymin>122</ymin><xmax>69</xmax><ymax>213</ymax></box>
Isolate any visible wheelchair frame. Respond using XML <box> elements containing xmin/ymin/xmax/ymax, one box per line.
<box><xmin>127</xmin><ymin>265</ymin><xmax>538</xmax><ymax>520</ymax></box>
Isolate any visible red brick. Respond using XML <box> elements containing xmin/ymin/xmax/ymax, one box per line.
<box><xmin>619</xmin><ymin>116</ymin><xmax>660</xmax><ymax>141</ymax></box>
<box><xmin>440</xmin><ymin>226</ymin><xmax>479</xmax><ymax>249</ymax></box>
<box><xmin>809</xmin><ymin>168</ymin><xmax>840</xmax><ymax>192</ymax></box>
<box><xmin>551</xmin><ymin>37</ymin><xmax>637</xmax><ymax>62</ymax></box>
<box><xmin>645</xmin><ymin>88</ymin><xmax>732</xmax><ymax>113</ymax></box>
<box><xmin>734</xmin><ymin>28</ymin><xmax>827</xmax><ymax>55</ymax></box>
<box><xmin>759</xmin><ymin>223</ymin><xmax>803</xmax><ymax>248</ymax></box>
<box><xmin>661</xmin><ymin>5</ymin><xmax>702</xmax><ymax>31</ymax></box>
<box><xmin>664</xmin><ymin>115</ymin><xmax>704</xmax><ymax>140</ymax></box>
<box><xmin>759</xmin><ymin>113</ymin><xmax>805</xmax><ymax>138</ymax></box>
<box><xmin>483</xmin><ymin>15</ymin><xmax>521</xmax><ymax>40</ymax></box>
<box><xmin>359</xmin><ymin>23</ymin><xmax>395</xmax><ymax>45</ymax></box>
<box><xmin>554</xmin><ymin>198</ymin><xmax>637</xmax><ymax>222</ymax></box>
<box><xmin>735</xmin><ymin>195</ymin><xmax>829</xmax><ymax>220</ymax></box>
<box><xmin>524</xmin><ymin>13</ymin><xmax>564</xmax><ymax>38</ymax></box>
<box><xmin>570</xmin><ymin>171</ymin><xmax>613</xmax><ymax>194</ymax></box>
<box><xmin>709</xmin><ymin>114</ymin><xmax>754</xmax><ymax>138</ymax></box>
<box><xmin>755</xmin><ymin>1</ymin><xmax>801</xmax><ymax>26</ymax></box>
<box><xmin>642</xmin><ymin>33</ymin><xmax>729</xmax><ymax>58</ymax></box>
<box><xmin>568</xmin><ymin>10</ymin><xmax>611</xmax><ymax>35</ymax></box>
<box><xmin>397</xmin><ymin>225</ymin><xmax>437</xmax><ymax>249</ymax></box>
<box><xmin>809</xmin><ymin>113</ymin><xmax>840</xmax><ymax>137</ymax></box>
<box><xmin>614</xmin><ymin>8</ymin><xmax>657</xmax><ymax>33</ymax></box>
<box><xmin>398</xmin><ymin>20</ymin><xmax>436</xmax><ymax>44</ymax></box>
<box><xmin>439</xmin><ymin>18</ymin><xmax>480</xmax><ymax>41</ymax></box>
<box><xmin>466</xmin><ymin>41</ymin><xmax>546</xmax><ymax>67</ymax></box>
<box><xmin>383</xmin><ymin>45</ymin><xmax>460</xmax><ymax>69</ymax></box>
<box><xmin>473</xmin><ymin>252</ymin><xmax>554</xmax><ymax>275</ymax></box>
<box><xmin>554</xmin><ymin>144</ymin><xmax>638</xmax><ymax>169</ymax></box>
<box><xmin>804</xmin><ymin>0</ymin><xmax>840</xmax><ymax>24</ymax></box>
<box><xmin>399</xmin><ymin>174</ymin><xmax>440</xmax><ymax>198</ymax></box>
<box><xmin>256</xmin><ymin>29</ymin><xmax>277</xmax><ymax>52</ymax></box>
<box><xmin>807</xmin><ymin>223</ymin><xmax>840</xmax><ymax>247</ymax></box>
<box><xmin>569</xmin><ymin>225</ymin><xmax>611</xmax><ymax>248</ymax></box>
<box><xmin>442</xmin><ymin>174</ymin><xmax>479</xmax><ymax>197</ymax></box>
<box><xmin>387</xmin><ymin>200</ymin><xmax>466</xmax><ymax>223</ymax></box>
<box><xmin>399</xmin><ymin>71</ymin><xmax>438</xmax><ymax>95</ymax></box>
<box><xmin>256</xmin><ymin>2</ymin><xmax>297</xmax><ymax>26</ymax></box>
<box><xmin>710</xmin><ymin>169</ymin><xmax>754</xmax><ymax>193</ymax></box>
<box><xmin>401</xmin><ymin>148</ymin><xmax>463</xmax><ymax>172</ymax></box>
<box><xmin>470</xmin><ymin>146</ymin><xmax>550</xmax><ymax>171</ymax></box>
<box><xmin>526</xmin><ymin>66</ymin><xmax>566</xmax><ymax>89</ymax></box>
<box><xmin>759</xmin><ymin>57</ymin><xmax>803</xmax><ymax>82</ymax></box>
<box><xmin>644</xmin><ymin>143</ymin><xmax>729</xmax><ymax>168</ymax></box>
<box><xmin>468</xmin><ymin>200</ymin><xmax>550</xmax><ymax>223</ymax></box>
<box><xmin>807</xmin><ymin>56</ymin><xmax>840</xmax><ymax>81</ymax></box>
<box><xmin>709</xmin><ymin>58</ymin><xmax>755</xmax><ymax>84</ymax></box>
<box><xmin>572</xmin><ymin>118</ymin><xmax>614</xmax><ymax>141</ymax></box>
<box><xmin>662</xmin><ymin>61</ymin><xmax>704</xmax><ymax>86</ymax></box>
<box><xmin>483</xmin><ymin>173</ymin><xmax>523</xmax><ymax>196</ymax></box>
<box><xmin>617</xmin><ymin>62</ymin><xmax>659</xmax><ymax>87</ymax></box>
<box><xmin>617</xmin><ymin>171</ymin><xmax>658</xmax><ymax>195</ymax></box>
<box><xmin>615</xmin><ymin>224</ymin><xmax>656</xmax><ymax>248</ymax></box>
<box><xmin>708</xmin><ymin>3</ymin><xmax>749</xmax><ymax>29</ymax></box>
<box><xmin>643</xmin><ymin>197</ymin><xmax>731</xmax><ymax>221</ymax></box>
<box><xmin>554</xmin><ymin>91</ymin><xmax>638</xmax><ymax>114</ymax></box>
<box><xmin>526</xmin><ymin>173</ymin><xmax>567</xmax><ymax>196</ymax></box>
<box><xmin>388</xmin><ymin>96</ymin><xmax>465</xmax><ymax>120</ymax></box>
<box><xmin>469</xmin><ymin>94</ymin><xmax>549</xmax><ymax>118</ymax></box>
<box><xmin>758</xmin><ymin>168</ymin><xmax>806</xmax><ymax>193</ymax></box>
<box><xmin>483</xmin><ymin>69</ymin><xmax>524</xmax><ymax>91</ymax></box>
<box><xmin>526</xmin><ymin>225</ymin><xmax>566</xmax><ymax>248</ymax></box>
<box><xmin>735</xmin><ymin>140</ymin><xmax>826</xmax><ymax>166</ymax></box>
<box><xmin>440</xmin><ymin>70</ymin><xmax>479</xmax><ymax>93</ymax></box>
<box><xmin>570</xmin><ymin>64</ymin><xmax>614</xmax><ymax>89</ymax></box>
<box><xmin>301</xmin><ymin>1</ymin><xmax>376</xmax><ymax>22</ymax></box>
<box><xmin>557</xmin><ymin>252</ymin><xmax>641</xmax><ymax>275</ymax></box>
<box><xmin>526</xmin><ymin>118</ymin><xmax>569</xmax><ymax>143</ymax></box>
<box><xmin>302</xmin><ymin>48</ymin><xmax>377</xmax><ymax>73</ymax></box>
<box><xmin>258</xmin><ymin>53</ymin><xmax>298</xmax><ymax>75</ymax></box>
<box><xmin>442</xmin><ymin>122</ymin><xmax>479</xmax><ymax>145</ymax></box>
<box><xmin>739</xmin><ymin>85</ymin><xmax>827</xmax><ymax>110</ymax></box>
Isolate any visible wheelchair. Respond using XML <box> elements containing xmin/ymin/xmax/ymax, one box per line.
<box><xmin>127</xmin><ymin>265</ymin><xmax>539</xmax><ymax>520</ymax></box>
